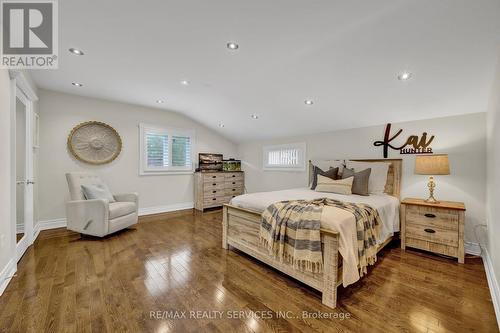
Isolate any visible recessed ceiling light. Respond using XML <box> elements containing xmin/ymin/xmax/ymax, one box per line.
<box><xmin>68</xmin><ymin>48</ymin><xmax>84</xmax><ymax>55</ymax></box>
<box><xmin>156</xmin><ymin>99</ymin><xmax>164</xmax><ymax>104</ymax></box>
<box><xmin>227</xmin><ymin>42</ymin><xmax>239</xmax><ymax>50</ymax></box>
<box><xmin>398</xmin><ymin>71</ymin><xmax>412</xmax><ymax>81</ymax></box>
<box><xmin>250</xmin><ymin>114</ymin><xmax>259</xmax><ymax>119</ymax></box>
<box><xmin>218</xmin><ymin>123</ymin><xmax>225</xmax><ymax>128</ymax></box>
<box><xmin>304</xmin><ymin>100</ymin><xmax>314</xmax><ymax>105</ymax></box>
<box><xmin>71</xmin><ymin>82</ymin><xmax>83</xmax><ymax>87</ymax></box>
<box><xmin>181</xmin><ymin>80</ymin><xmax>190</xmax><ymax>86</ymax></box>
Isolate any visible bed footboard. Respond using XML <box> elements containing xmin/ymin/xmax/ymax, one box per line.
<box><xmin>222</xmin><ymin>204</ymin><xmax>340</xmax><ymax>308</ymax></box>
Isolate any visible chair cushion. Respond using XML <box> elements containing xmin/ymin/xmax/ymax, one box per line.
<box><xmin>109</xmin><ymin>202</ymin><xmax>136</xmax><ymax>219</ymax></box>
<box><xmin>81</xmin><ymin>184</ymin><xmax>115</xmax><ymax>202</ymax></box>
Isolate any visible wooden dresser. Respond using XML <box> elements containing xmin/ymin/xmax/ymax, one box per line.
<box><xmin>194</xmin><ymin>171</ymin><xmax>244</xmax><ymax>211</ymax></box>
<box><xmin>401</xmin><ymin>198</ymin><xmax>465</xmax><ymax>263</ymax></box>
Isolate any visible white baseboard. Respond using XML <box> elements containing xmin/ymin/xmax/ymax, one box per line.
<box><xmin>36</xmin><ymin>218</ymin><xmax>67</xmax><ymax>231</ymax></box>
<box><xmin>482</xmin><ymin>246</ymin><xmax>500</xmax><ymax>328</ymax></box>
<box><xmin>33</xmin><ymin>202</ymin><xmax>195</xmax><ymax>240</ymax></box>
<box><xmin>138</xmin><ymin>202</ymin><xmax>194</xmax><ymax>216</ymax></box>
<box><xmin>465</xmin><ymin>241</ymin><xmax>482</xmax><ymax>256</ymax></box>
<box><xmin>33</xmin><ymin>222</ymin><xmax>40</xmax><ymax>242</ymax></box>
<box><xmin>0</xmin><ymin>258</ymin><xmax>16</xmax><ymax>296</ymax></box>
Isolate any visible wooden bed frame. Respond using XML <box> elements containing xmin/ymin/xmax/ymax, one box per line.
<box><xmin>222</xmin><ymin>159</ymin><xmax>402</xmax><ymax>308</ymax></box>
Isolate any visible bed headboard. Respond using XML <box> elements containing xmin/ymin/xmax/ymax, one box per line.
<box><xmin>308</xmin><ymin>159</ymin><xmax>402</xmax><ymax>199</ymax></box>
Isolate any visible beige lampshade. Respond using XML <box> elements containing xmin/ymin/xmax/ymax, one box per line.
<box><xmin>415</xmin><ymin>154</ymin><xmax>450</xmax><ymax>175</ymax></box>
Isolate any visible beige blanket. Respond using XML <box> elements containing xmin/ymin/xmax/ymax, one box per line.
<box><xmin>321</xmin><ymin>207</ymin><xmax>360</xmax><ymax>286</ymax></box>
<box><xmin>260</xmin><ymin>198</ymin><xmax>382</xmax><ymax>285</ymax></box>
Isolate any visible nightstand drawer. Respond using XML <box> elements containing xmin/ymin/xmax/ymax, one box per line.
<box><xmin>406</xmin><ymin>224</ymin><xmax>458</xmax><ymax>247</ymax></box>
<box><xmin>406</xmin><ymin>237</ymin><xmax>458</xmax><ymax>257</ymax></box>
<box><xmin>406</xmin><ymin>205</ymin><xmax>459</xmax><ymax>231</ymax></box>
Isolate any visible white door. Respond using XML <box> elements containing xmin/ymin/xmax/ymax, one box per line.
<box><xmin>15</xmin><ymin>88</ymin><xmax>34</xmax><ymax>261</ymax></box>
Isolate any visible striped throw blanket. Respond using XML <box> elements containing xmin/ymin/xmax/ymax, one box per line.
<box><xmin>260</xmin><ymin>198</ymin><xmax>382</xmax><ymax>276</ymax></box>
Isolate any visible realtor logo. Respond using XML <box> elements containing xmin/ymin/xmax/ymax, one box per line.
<box><xmin>1</xmin><ymin>0</ymin><xmax>58</xmax><ymax>68</ymax></box>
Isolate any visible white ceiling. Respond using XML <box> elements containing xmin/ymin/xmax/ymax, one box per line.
<box><xmin>31</xmin><ymin>0</ymin><xmax>500</xmax><ymax>142</ymax></box>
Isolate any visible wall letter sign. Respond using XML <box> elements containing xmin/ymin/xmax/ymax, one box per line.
<box><xmin>373</xmin><ymin>123</ymin><xmax>435</xmax><ymax>158</ymax></box>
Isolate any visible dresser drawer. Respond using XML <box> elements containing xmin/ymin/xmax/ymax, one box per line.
<box><xmin>203</xmin><ymin>173</ymin><xmax>225</xmax><ymax>183</ymax></box>
<box><xmin>203</xmin><ymin>195</ymin><xmax>226</xmax><ymax>207</ymax></box>
<box><xmin>203</xmin><ymin>188</ymin><xmax>225</xmax><ymax>197</ymax></box>
<box><xmin>406</xmin><ymin>205</ymin><xmax>459</xmax><ymax>231</ymax></box>
<box><xmin>225</xmin><ymin>179</ymin><xmax>244</xmax><ymax>188</ymax></box>
<box><xmin>405</xmin><ymin>224</ymin><xmax>458</xmax><ymax>247</ymax></box>
<box><xmin>224</xmin><ymin>173</ymin><xmax>244</xmax><ymax>181</ymax></box>
<box><xmin>203</xmin><ymin>182</ymin><xmax>225</xmax><ymax>191</ymax></box>
<box><xmin>225</xmin><ymin>194</ymin><xmax>239</xmax><ymax>202</ymax></box>
<box><xmin>225</xmin><ymin>187</ymin><xmax>244</xmax><ymax>196</ymax></box>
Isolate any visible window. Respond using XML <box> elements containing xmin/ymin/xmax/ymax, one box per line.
<box><xmin>263</xmin><ymin>142</ymin><xmax>306</xmax><ymax>171</ymax></box>
<box><xmin>140</xmin><ymin>124</ymin><xmax>195</xmax><ymax>174</ymax></box>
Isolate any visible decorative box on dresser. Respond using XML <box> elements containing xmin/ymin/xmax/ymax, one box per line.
<box><xmin>194</xmin><ymin>171</ymin><xmax>244</xmax><ymax>211</ymax></box>
<box><xmin>401</xmin><ymin>198</ymin><xmax>466</xmax><ymax>263</ymax></box>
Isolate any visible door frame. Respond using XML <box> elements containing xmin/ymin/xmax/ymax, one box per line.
<box><xmin>9</xmin><ymin>70</ymin><xmax>38</xmax><ymax>262</ymax></box>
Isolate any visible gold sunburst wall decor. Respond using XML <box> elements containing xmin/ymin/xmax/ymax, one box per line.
<box><xmin>67</xmin><ymin>121</ymin><xmax>122</xmax><ymax>165</ymax></box>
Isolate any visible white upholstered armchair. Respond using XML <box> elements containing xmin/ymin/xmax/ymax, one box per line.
<box><xmin>65</xmin><ymin>173</ymin><xmax>138</xmax><ymax>237</ymax></box>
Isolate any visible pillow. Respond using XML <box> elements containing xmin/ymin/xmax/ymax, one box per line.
<box><xmin>315</xmin><ymin>175</ymin><xmax>353</xmax><ymax>195</ymax></box>
<box><xmin>345</xmin><ymin>161</ymin><xmax>389</xmax><ymax>194</ymax></box>
<box><xmin>311</xmin><ymin>160</ymin><xmax>345</xmax><ymax>174</ymax></box>
<box><xmin>81</xmin><ymin>184</ymin><xmax>115</xmax><ymax>202</ymax></box>
<box><xmin>342</xmin><ymin>168</ymin><xmax>371</xmax><ymax>196</ymax></box>
<box><xmin>310</xmin><ymin>166</ymin><xmax>339</xmax><ymax>190</ymax></box>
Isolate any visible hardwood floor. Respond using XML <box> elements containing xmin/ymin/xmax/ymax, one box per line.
<box><xmin>0</xmin><ymin>209</ymin><xmax>497</xmax><ymax>333</ymax></box>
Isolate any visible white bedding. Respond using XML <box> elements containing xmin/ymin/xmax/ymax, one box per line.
<box><xmin>230</xmin><ymin>188</ymin><xmax>400</xmax><ymax>286</ymax></box>
<box><xmin>230</xmin><ymin>187</ymin><xmax>400</xmax><ymax>243</ymax></box>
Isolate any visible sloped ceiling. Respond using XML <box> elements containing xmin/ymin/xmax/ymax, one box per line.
<box><xmin>31</xmin><ymin>0</ymin><xmax>500</xmax><ymax>142</ymax></box>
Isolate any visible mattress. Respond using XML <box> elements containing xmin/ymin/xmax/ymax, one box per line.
<box><xmin>230</xmin><ymin>187</ymin><xmax>400</xmax><ymax>244</ymax></box>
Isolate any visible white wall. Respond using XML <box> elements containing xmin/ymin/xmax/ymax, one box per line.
<box><xmin>38</xmin><ymin>89</ymin><xmax>237</xmax><ymax>221</ymax></box>
<box><xmin>0</xmin><ymin>69</ymin><xmax>15</xmax><ymax>291</ymax></box>
<box><xmin>238</xmin><ymin>113</ymin><xmax>487</xmax><ymax>243</ymax></box>
<box><xmin>487</xmin><ymin>56</ymin><xmax>500</xmax><ymax>290</ymax></box>
<box><xmin>15</xmin><ymin>100</ymin><xmax>26</xmax><ymax>230</ymax></box>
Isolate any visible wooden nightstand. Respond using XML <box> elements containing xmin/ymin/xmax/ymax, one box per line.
<box><xmin>401</xmin><ymin>198</ymin><xmax>465</xmax><ymax>263</ymax></box>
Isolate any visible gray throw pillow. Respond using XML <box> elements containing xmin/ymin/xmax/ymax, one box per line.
<box><xmin>81</xmin><ymin>184</ymin><xmax>116</xmax><ymax>202</ymax></box>
<box><xmin>311</xmin><ymin>166</ymin><xmax>339</xmax><ymax>190</ymax></box>
<box><xmin>342</xmin><ymin>168</ymin><xmax>371</xmax><ymax>196</ymax></box>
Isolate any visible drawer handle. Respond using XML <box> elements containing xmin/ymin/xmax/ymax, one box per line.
<box><xmin>212</xmin><ymin>198</ymin><xmax>216</xmax><ymax>201</ymax></box>
<box><xmin>212</xmin><ymin>176</ymin><xmax>216</xmax><ymax>178</ymax></box>
<box><xmin>212</xmin><ymin>183</ymin><xmax>216</xmax><ymax>186</ymax></box>
<box><xmin>232</xmin><ymin>182</ymin><xmax>236</xmax><ymax>184</ymax></box>
<box><xmin>232</xmin><ymin>189</ymin><xmax>236</xmax><ymax>191</ymax></box>
<box><xmin>212</xmin><ymin>190</ymin><xmax>216</xmax><ymax>193</ymax></box>
<box><xmin>232</xmin><ymin>175</ymin><xmax>236</xmax><ymax>177</ymax></box>
<box><xmin>424</xmin><ymin>228</ymin><xmax>436</xmax><ymax>234</ymax></box>
<box><xmin>424</xmin><ymin>213</ymin><xmax>436</xmax><ymax>218</ymax></box>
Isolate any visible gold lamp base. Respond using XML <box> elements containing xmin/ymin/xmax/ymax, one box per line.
<box><xmin>425</xmin><ymin>176</ymin><xmax>440</xmax><ymax>204</ymax></box>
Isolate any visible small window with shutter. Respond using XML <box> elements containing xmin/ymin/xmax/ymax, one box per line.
<box><xmin>263</xmin><ymin>142</ymin><xmax>306</xmax><ymax>171</ymax></box>
<box><xmin>140</xmin><ymin>124</ymin><xmax>195</xmax><ymax>174</ymax></box>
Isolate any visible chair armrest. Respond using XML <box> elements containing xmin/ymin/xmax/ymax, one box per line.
<box><xmin>113</xmin><ymin>192</ymin><xmax>138</xmax><ymax>205</ymax></box>
<box><xmin>66</xmin><ymin>199</ymin><xmax>109</xmax><ymax>236</ymax></box>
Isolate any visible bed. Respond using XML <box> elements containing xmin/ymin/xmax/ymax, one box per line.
<box><xmin>221</xmin><ymin>159</ymin><xmax>402</xmax><ymax>308</ymax></box>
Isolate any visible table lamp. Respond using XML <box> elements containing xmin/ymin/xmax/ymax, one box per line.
<box><xmin>415</xmin><ymin>154</ymin><xmax>450</xmax><ymax>203</ymax></box>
